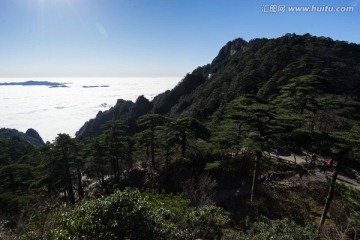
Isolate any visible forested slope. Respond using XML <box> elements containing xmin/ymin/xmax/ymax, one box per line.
<box><xmin>77</xmin><ymin>33</ymin><xmax>360</xmax><ymax>139</ymax></box>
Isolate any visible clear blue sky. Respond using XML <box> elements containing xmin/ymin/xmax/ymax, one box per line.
<box><xmin>0</xmin><ymin>0</ymin><xmax>359</xmax><ymax>78</ymax></box>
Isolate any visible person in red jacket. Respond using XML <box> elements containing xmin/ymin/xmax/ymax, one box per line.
<box><xmin>327</xmin><ymin>159</ymin><xmax>333</xmax><ymax>171</ymax></box>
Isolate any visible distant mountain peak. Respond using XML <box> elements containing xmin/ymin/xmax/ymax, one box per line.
<box><xmin>212</xmin><ymin>38</ymin><xmax>247</xmax><ymax>65</ymax></box>
<box><xmin>0</xmin><ymin>128</ymin><xmax>45</xmax><ymax>147</ymax></box>
<box><xmin>25</xmin><ymin>128</ymin><xmax>45</xmax><ymax>146</ymax></box>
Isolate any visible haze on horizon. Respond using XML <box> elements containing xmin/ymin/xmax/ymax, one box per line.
<box><xmin>0</xmin><ymin>0</ymin><xmax>359</xmax><ymax>78</ymax></box>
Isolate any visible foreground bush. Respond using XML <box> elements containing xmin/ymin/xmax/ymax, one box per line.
<box><xmin>243</xmin><ymin>217</ymin><xmax>319</xmax><ymax>240</ymax></box>
<box><xmin>50</xmin><ymin>188</ymin><xmax>229</xmax><ymax>240</ymax></box>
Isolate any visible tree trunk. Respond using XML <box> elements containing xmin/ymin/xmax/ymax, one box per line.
<box><xmin>76</xmin><ymin>167</ymin><xmax>84</xmax><ymax>200</ymax></box>
<box><xmin>165</xmin><ymin>147</ymin><xmax>170</xmax><ymax>168</ymax></box>
<box><xmin>65</xmin><ymin>174</ymin><xmax>75</xmax><ymax>204</ymax></box>
<box><xmin>249</xmin><ymin>152</ymin><xmax>261</xmax><ymax>223</ymax></box>
<box><xmin>62</xmin><ymin>147</ymin><xmax>75</xmax><ymax>205</ymax></box>
<box><xmin>149</xmin><ymin>126</ymin><xmax>156</xmax><ymax>170</ymax></box>
<box><xmin>146</xmin><ymin>143</ymin><xmax>149</xmax><ymax>161</ymax></box>
<box><xmin>250</xmin><ymin>152</ymin><xmax>261</xmax><ymax>203</ymax></box>
<box><xmin>9</xmin><ymin>171</ymin><xmax>16</xmax><ymax>193</ymax></box>
<box><xmin>111</xmin><ymin>157</ymin><xmax>117</xmax><ymax>179</ymax></box>
<box><xmin>128</xmin><ymin>143</ymin><xmax>133</xmax><ymax>169</ymax></box>
<box><xmin>115</xmin><ymin>157</ymin><xmax>120</xmax><ymax>180</ymax></box>
<box><xmin>318</xmin><ymin>156</ymin><xmax>342</xmax><ymax>232</ymax></box>
<box><xmin>181</xmin><ymin>133</ymin><xmax>187</xmax><ymax>157</ymax></box>
<box><xmin>100</xmin><ymin>171</ymin><xmax>105</xmax><ymax>186</ymax></box>
<box><xmin>300</xmin><ymin>98</ymin><xmax>307</xmax><ymax>115</ymax></box>
<box><xmin>150</xmin><ymin>136</ymin><xmax>155</xmax><ymax>170</ymax></box>
<box><xmin>65</xmin><ymin>171</ymin><xmax>75</xmax><ymax>204</ymax></box>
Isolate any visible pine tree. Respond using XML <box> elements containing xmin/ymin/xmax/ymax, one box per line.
<box><xmin>230</xmin><ymin>95</ymin><xmax>299</xmax><ymax>202</ymax></box>
<box><xmin>137</xmin><ymin>114</ymin><xmax>168</xmax><ymax>169</ymax></box>
<box><xmin>102</xmin><ymin>120</ymin><xmax>128</xmax><ymax>180</ymax></box>
<box><xmin>53</xmin><ymin>134</ymin><xmax>76</xmax><ymax>205</ymax></box>
<box><xmin>170</xmin><ymin>117</ymin><xmax>210</xmax><ymax>157</ymax></box>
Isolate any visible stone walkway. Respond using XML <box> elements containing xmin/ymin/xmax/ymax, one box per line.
<box><xmin>266</xmin><ymin>151</ymin><xmax>360</xmax><ymax>190</ymax></box>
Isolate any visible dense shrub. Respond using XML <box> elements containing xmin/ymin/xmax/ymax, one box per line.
<box><xmin>50</xmin><ymin>188</ymin><xmax>229</xmax><ymax>240</ymax></box>
<box><xmin>243</xmin><ymin>217</ymin><xmax>319</xmax><ymax>240</ymax></box>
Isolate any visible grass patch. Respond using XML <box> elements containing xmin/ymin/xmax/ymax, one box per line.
<box><xmin>262</xmin><ymin>157</ymin><xmax>298</xmax><ymax>173</ymax></box>
<box><xmin>336</xmin><ymin>183</ymin><xmax>360</xmax><ymax>226</ymax></box>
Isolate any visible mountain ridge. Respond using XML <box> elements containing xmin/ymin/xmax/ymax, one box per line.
<box><xmin>0</xmin><ymin>128</ymin><xmax>45</xmax><ymax>147</ymax></box>
<box><xmin>76</xmin><ymin>33</ymin><xmax>360</xmax><ymax>138</ymax></box>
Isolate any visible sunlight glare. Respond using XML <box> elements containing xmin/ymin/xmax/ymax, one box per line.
<box><xmin>25</xmin><ymin>0</ymin><xmax>75</xmax><ymax>11</ymax></box>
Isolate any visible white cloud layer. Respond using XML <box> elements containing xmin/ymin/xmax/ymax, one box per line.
<box><xmin>0</xmin><ymin>77</ymin><xmax>180</xmax><ymax>142</ymax></box>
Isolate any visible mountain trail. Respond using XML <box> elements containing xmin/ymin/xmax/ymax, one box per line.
<box><xmin>267</xmin><ymin>151</ymin><xmax>360</xmax><ymax>190</ymax></box>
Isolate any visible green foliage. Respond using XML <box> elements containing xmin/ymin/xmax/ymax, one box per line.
<box><xmin>186</xmin><ymin>205</ymin><xmax>229</xmax><ymax>239</ymax></box>
<box><xmin>50</xmin><ymin>134</ymin><xmax>79</xmax><ymax>204</ymax></box>
<box><xmin>84</xmin><ymin>137</ymin><xmax>109</xmax><ymax>184</ymax></box>
<box><xmin>0</xmin><ymin>138</ymin><xmax>33</xmax><ymax>164</ymax></box>
<box><xmin>273</xmin><ymin>74</ymin><xmax>326</xmax><ymax>114</ymax></box>
<box><xmin>137</xmin><ymin>114</ymin><xmax>169</xmax><ymax>168</ymax></box>
<box><xmin>170</xmin><ymin>117</ymin><xmax>211</xmax><ymax>156</ymax></box>
<box><xmin>152</xmin><ymin>68</ymin><xmax>207</xmax><ymax>115</ymax></box>
<box><xmin>231</xmin><ymin>95</ymin><xmax>273</xmax><ymax>138</ymax></box>
<box><xmin>336</xmin><ymin>184</ymin><xmax>360</xmax><ymax>226</ymax></box>
<box><xmin>0</xmin><ymin>137</ymin><xmax>37</xmax><ymax>216</ymax></box>
<box><xmin>0</xmin><ymin>193</ymin><xmax>35</xmax><ymax>215</ymax></box>
<box><xmin>51</xmin><ymin>189</ymin><xmax>186</xmax><ymax>240</ymax></box>
<box><xmin>50</xmin><ymin>189</ymin><xmax>229</xmax><ymax>240</ymax></box>
<box><xmin>228</xmin><ymin>95</ymin><xmax>299</xmax><ymax>154</ymax></box>
<box><xmin>101</xmin><ymin>120</ymin><xmax>130</xmax><ymax>178</ymax></box>
<box><xmin>331</xmin><ymin>125</ymin><xmax>360</xmax><ymax>149</ymax></box>
<box><xmin>243</xmin><ymin>217</ymin><xmax>319</xmax><ymax>240</ymax></box>
<box><xmin>205</xmin><ymin>161</ymin><xmax>222</xmax><ymax>171</ymax></box>
<box><xmin>208</xmin><ymin>119</ymin><xmax>239</xmax><ymax>153</ymax></box>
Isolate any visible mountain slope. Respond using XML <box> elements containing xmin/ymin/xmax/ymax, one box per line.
<box><xmin>76</xmin><ymin>33</ymin><xmax>360</xmax><ymax>137</ymax></box>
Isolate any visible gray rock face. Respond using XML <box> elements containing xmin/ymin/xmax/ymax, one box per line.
<box><xmin>211</xmin><ymin>38</ymin><xmax>247</xmax><ymax>66</ymax></box>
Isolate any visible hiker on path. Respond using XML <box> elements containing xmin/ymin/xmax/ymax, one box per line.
<box><xmin>311</xmin><ymin>154</ymin><xmax>317</xmax><ymax>165</ymax></box>
<box><xmin>327</xmin><ymin>159</ymin><xmax>333</xmax><ymax>171</ymax></box>
<box><xmin>322</xmin><ymin>161</ymin><xmax>327</xmax><ymax>174</ymax></box>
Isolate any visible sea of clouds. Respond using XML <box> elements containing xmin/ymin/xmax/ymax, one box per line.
<box><xmin>0</xmin><ymin>77</ymin><xmax>180</xmax><ymax>142</ymax></box>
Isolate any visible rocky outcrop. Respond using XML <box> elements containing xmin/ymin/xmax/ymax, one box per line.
<box><xmin>76</xmin><ymin>95</ymin><xmax>155</xmax><ymax>138</ymax></box>
<box><xmin>0</xmin><ymin>128</ymin><xmax>45</xmax><ymax>147</ymax></box>
<box><xmin>25</xmin><ymin>128</ymin><xmax>45</xmax><ymax>146</ymax></box>
<box><xmin>76</xmin><ymin>99</ymin><xmax>134</xmax><ymax>138</ymax></box>
<box><xmin>210</xmin><ymin>38</ymin><xmax>247</xmax><ymax>67</ymax></box>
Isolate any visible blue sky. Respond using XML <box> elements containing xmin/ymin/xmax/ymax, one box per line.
<box><xmin>0</xmin><ymin>0</ymin><xmax>359</xmax><ymax>78</ymax></box>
